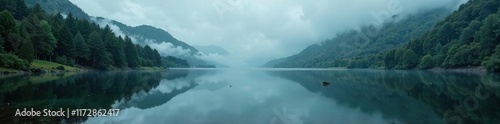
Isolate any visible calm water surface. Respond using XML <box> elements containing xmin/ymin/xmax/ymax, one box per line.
<box><xmin>1</xmin><ymin>69</ymin><xmax>499</xmax><ymax>124</ymax></box>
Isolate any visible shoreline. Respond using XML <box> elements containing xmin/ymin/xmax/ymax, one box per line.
<box><xmin>0</xmin><ymin>66</ymin><xmax>168</xmax><ymax>76</ymax></box>
<box><xmin>427</xmin><ymin>66</ymin><xmax>487</xmax><ymax>73</ymax></box>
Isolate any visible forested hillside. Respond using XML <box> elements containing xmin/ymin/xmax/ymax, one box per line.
<box><xmin>24</xmin><ymin>0</ymin><xmax>90</xmax><ymax>19</ymax></box>
<box><xmin>346</xmin><ymin>0</ymin><xmax>500</xmax><ymax>71</ymax></box>
<box><xmin>0</xmin><ymin>0</ymin><xmax>174</xmax><ymax>70</ymax></box>
<box><xmin>22</xmin><ymin>0</ymin><xmax>204</xmax><ymax>65</ymax></box>
<box><xmin>271</xmin><ymin>0</ymin><xmax>500</xmax><ymax>72</ymax></box>
<box><xmin>269</xmin><ymin>8</ymin><xmax>452</xmax><ymax>68</ymax></box>
<box><xmin>23</xmin><ymin>0</ymin><xmax>197</xmax><ymax>53</ymax></box>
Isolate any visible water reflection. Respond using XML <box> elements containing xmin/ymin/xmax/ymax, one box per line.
<box><xmin>1</xmin><ymin>69</ymin><xmax>500</xmax><ymax>124</ymax></box>
<box><xmin>270</xmin><ymin>69</ymin><xmax>500</xmax><ymax>124</ymax></box>
<box><xmin>0</xmin><ymin>71</ymin><xmax>168</xmax><ymax>123</ymax></box>
<box><xmin>86</xmin><ymin>69</ymin><xmax>409</xmax><ymax>124</ymax></box>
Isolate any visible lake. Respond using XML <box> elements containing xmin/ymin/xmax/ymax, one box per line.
<box><xmin>1</xmin><ymin>69</ymin><xmax>499</xmax><ymax>124</ymax></box>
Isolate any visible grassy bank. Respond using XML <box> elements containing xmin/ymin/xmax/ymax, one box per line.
<box><xmin>31</xmin><ymin>60</ymin><xmax>80</xmax><ymax>71</ymax></box>
<box><xmin>1</xmin><ymin>59</ymin><xmax>168</xmax><ymax>75</ymax></box>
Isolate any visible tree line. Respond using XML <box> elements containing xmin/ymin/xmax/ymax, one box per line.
<box><xmin>0</xmin><ymin>0</ymin><xmax>186</xmax><ymax>70</ymax></box>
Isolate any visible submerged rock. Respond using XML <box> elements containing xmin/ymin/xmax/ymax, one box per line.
<box><xmin>322</xmin><ymin>82</ymin><xmax>331</xmax><ymax>86</ymax></box>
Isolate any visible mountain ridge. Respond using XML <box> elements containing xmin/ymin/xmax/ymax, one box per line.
<box><xmin>266</xmin><ymin>7</ymin><xmax>453</xmax><ymax>68</ymax></box>
<box><xmin>25</xmin><ymin>0</ymin><xmax>199</xmax><ymax>54</ymax></box>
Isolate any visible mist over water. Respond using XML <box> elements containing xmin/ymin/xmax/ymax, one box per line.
<box><xmin>77</xmin><ymin>69</ymin><xmax>497</xmax><ymax>124</ymax></box>
<box><xmin>2</xmin><ymin>69</ymin><xmax>498</xmax><ymax>123</ymax></box>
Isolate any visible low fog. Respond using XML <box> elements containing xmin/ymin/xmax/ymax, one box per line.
<box><xmin>70</xmin><ymin>0</ymin><xmax>468</xmax><ymax>67</ymax></box>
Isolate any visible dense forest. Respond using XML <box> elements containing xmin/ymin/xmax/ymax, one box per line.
<box><xmin>271</xmin><ymin>0</ymin><xmax>500</xmax><ymax>72</ymax></box>
<box><xmin>270</xmin><ymin>8</ymin><xmax>452</xmax><ymax>68</ymax></box>
<box><xmin>0</xmin><ymin>0</ymin><xmax>189</xmax><ymax>70</ymax></box>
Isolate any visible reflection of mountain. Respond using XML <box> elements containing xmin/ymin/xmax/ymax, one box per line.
<box><xmin>270</xmin><ymin>70</ymin><xmax>500</xmax><ymax>124</ymax></box>
<box><xmin>0</xmin><ymin>71</ymin><xmax>165</xmax><ymax>123</ymax></box>
<box><xmin>193</xmin><ymin>45</ymin><xmax>230</xmax><ymax>56</ymax></box>
<box><xmin>113</xmin><ymin>69</ymin><xmax>216</xmax><ymax>110</ymax></box>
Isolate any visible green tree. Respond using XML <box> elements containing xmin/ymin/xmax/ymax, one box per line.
<box><xmin>394</xmin><ymin>49</ymin><xmax>406</xmax><ymax>66</ymax></box>
<box><xmin>111</xmin><ymin>36</ymin><xmax>127</xmax><ymax>68</ymax></box>
<box><xmin>384</xmin><ymin>49</ymin><xmax>397</xmax><ymax>69</ymax></box>
<box><xmin>0</xmin><ymin>10</ymin><xmax>19</xmax><ymax>52</ymax></box>
<box><xmin>483</xmin><ymin>44</ymin><xmax>500</xmax><ymax>72</ymax></box>
<box><xmin>477</xmin><ymin>14</ymin><xmax>500</xmax><ymax>58</ymax></box>
<box><xmin>0</xmin><ymin>36</ymin><xmax>3</xmax><ymax>52</ymax></box>
<box><xmin>459</xmin><ymin>20</ymin><xmax>482</xmax><ymax>44</ymax></box>
<box><xmin>443</xmin><ymin>45</ymin><xmax>460</xmax><ymax>67</ymax></box>
<box><xmin>418</xmin><ymin>55</ymin><xmax>434</xmax><ymax>69</ymax></box>
<box><xmin>124</xmin><ymin>36</ymin><xmax>138</xmax><ymax>68</ymax></box>
<box><xmin>73</xmin><ymin>32</ymin><xmax>89</xmax><ymax>65</ymax></box>
<box><xmin>87</xmin><ymin>31</ymin><xmax>110</xmax><ymax>69</ymax></box>
<box><xmin>402</xmin><ymin>49</ymin><xmax>419</xmax><ymax>69</ymax></box>
<box><xmin>29</xmin><ymin>4</ymin><xmax>45</xmax><ymax>19</ymax></box>
<box><xmin>54</xmin><ymin>26</ymin><xmax>75</xmax><ymax>59</ymax></box>
<box><xmin>14</xmin><ymin>0</ymin><xmax>28</xmax><ymax>20</ymax></box>
<box><xmin>18</xmin><ymin>38</ymin><xmax>35</xmax><ymax>63</ymax></box>
<box><xmin>153</xmin><ymin>49</ymin><xmax>162</xmax><ymax>66</ymax></box>
<box><xmin>32</xmin><ymin>20</ymin><xmax>57</xmax><ymax>59</ymax></box>
<box><xmin>437</xmin><ymin>22</ymin><xmax>455</xmax><ymax>44</ymax></box>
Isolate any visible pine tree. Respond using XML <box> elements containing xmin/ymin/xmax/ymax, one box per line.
<box><xmin>113</xmin><ymin>36</ymin><xmax>127</xmax><ymax>68</ymax></box>
<box><xmin>87</xmin><ymin>31</ymin><xmax>110</xmax><ymax>69</ymax></box>
<box><xmin>124</xmin><ymin>36</ymin><xmax>139</xmax><ymax>68</ymax></box>
<box><xmin>0</xmin><ymin>35</ymin><xmax>4</xmax><ymax>53</ymax></box>
<box><xmin>30</xmin><ymin>4</ymin><xmax>45</xmax><ymax>19</ymax></box>
<box><xmin>484</xmin><ymin>44</ymin><xmax>500</xmax><ymax>72</ymax></box>
<box><xmin>18</xmin><ymin>38</ymin><xmax>35</xmax><ymax>63</ymax></box>
<box><xmin>73</xmin><ymin>32</ymin><xmax>89</xmax><ymax>65</ymax></box>
<box><xmin>0</xmin><ymin>10</ymin><xmax>17</xmax><ymax>36</ymax></box>
<box><xmin>55</xmin><ymin>26</ymin><xmax>75</xmax><ymax>59</ymax></box>
<box><xmin>14</xmin><ymin>0</ymin><xmax>28</xmax><ymax>20</ymax></box>
<box><xmin>0</xmin><ymin>10</ymin><xmax>19</xmax><ymax>52</ymax></box>
<box><xmin>32</xmin><ymin>20</ymin><xmax>57</xmax><ymax>59</ymax></box>
<box><xmin>153</xmin><ymin>49</ymin><xmax>162</xmax><ymax>66</ymax></box>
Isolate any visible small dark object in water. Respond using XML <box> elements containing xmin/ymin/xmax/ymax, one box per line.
<box><xmin>322</xmin><ymin>82</ymin><xmax>331</xmax><ymax>86</ymax></box>
<box><xmin>230</xmin><ymin>85</ymin><xmax>232</xmax><ymax>87</ymax></box>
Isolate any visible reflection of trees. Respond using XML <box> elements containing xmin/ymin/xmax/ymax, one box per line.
<box><xmin>0</xmin><ymin>71</ymin><xmax>172</xmax><ymax>123</ymax></box>
<box><xmin>270</xmin><ymin>70</ymin><xmax>500</xmax><ymax>124</ymax></box>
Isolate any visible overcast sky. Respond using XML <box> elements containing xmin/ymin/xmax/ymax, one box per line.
<box><xmin>69</xmin><ymin>0</ymin><xmax>467</xmax><ymax>67</ymax></box>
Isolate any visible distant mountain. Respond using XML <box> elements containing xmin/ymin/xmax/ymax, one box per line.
<box><xmin>261</xmin><ymin>57</ymin><xmax>286</xmax><ymax>68</ymax></box>
<box><xmin>24</xmin><ymin>0</ymin><xmax>90</xmax><ymax>19</ymax></box>
<box><xmin>266</xmin><ymin>8</ymin><xmax>452</xmax><ymax>68</ymax></box>
<box><xmin>93</xmin><ymin>17</ymin><xmax>199</xmax><ymax>53</ymax></box>
<box><xmin>25</xmin><ymin>0</ymin><xmax>213</xmax><ymax>66</ymax></box>
<box><xmin>193</xmin><ymin>45</ymin><xmax>230</xmax><ymax>56</ymax></box>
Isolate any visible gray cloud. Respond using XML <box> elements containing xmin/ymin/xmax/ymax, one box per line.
<box><xmin>70</xmin><ymin>0</ymin><xmax>467</xmax><ymax>67</ymax></box>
